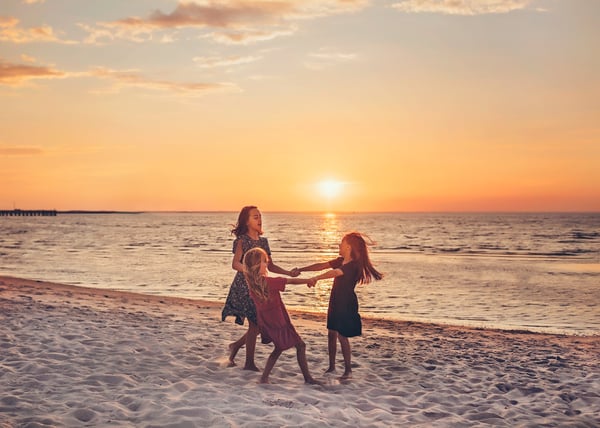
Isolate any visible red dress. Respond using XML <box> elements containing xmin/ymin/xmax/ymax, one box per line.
<box><xmin>249</xmin><ymin>277</ymin><xmax>302</xmax><ymax>351</ymax></box>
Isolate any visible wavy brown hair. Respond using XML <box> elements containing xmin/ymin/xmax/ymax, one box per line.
<box><xmin>344</xmin><ymin>232</ymin><xmax>383</xmax><ymax>285</ymax></box>
<box><xmin>231</xmin><ymin>205</ymin><xmax>259</xmax><ymax>238</ymax></box>
<box><xmin>243</xmin><ymin>247</ymin><xmax>269</xmax><ymax>302</ymax></box>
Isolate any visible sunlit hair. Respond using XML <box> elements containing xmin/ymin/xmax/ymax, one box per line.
<box><xmin>243</xmin><ymin>247</ymin><xmax>269</xmax><ymax>302</ymax></box>
<box><xmin>231</xmin><ymin>205</ymin><xmax>259</xmax><ymax>238</ymax></box>
<box><xmin>343</xmin><ymin>232</ymin><xmax>383</xmax><ymax>284</ymax></box>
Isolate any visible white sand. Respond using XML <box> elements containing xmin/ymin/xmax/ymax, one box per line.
<box><xmin>1</xmin><ymin>275</ymin><xmax>599</xmax><ymax>427</ymax></box>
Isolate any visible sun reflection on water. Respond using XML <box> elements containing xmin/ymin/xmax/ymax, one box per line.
<box><xmin>308</xmin><ymin>281</ymin><xmax>333</xmax><ymax>314</ymax></box>
<box><xmin>319</xmin><ymin>212</ymin><xmax>340</xmax><ymax>246</ymax></box>
<box><xmin>308</xmin><ymin>212</ymin><xmax>341</xmax><ymax>313</ymax></box>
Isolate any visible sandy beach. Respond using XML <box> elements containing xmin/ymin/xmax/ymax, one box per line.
<box><xmin>1</xmin><ymin>276</ymin><xmax>598</xmax><ymax>427</ymax></box>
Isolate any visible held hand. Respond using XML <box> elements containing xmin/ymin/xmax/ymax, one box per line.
<box><xmin>290</xmin><ymin>267</ymin><xmax>301</xmax><ymax>277</ymax></box>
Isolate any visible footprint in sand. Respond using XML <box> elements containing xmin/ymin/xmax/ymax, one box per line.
<box><xmin>72</xmin><ymin>408</ymin><xmax>96</xmax><ymax>423</ymax></box>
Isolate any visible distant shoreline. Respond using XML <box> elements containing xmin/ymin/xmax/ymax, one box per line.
<box><xmin>0</xmin><ymin>209</ymin><xmax>142</xmax><ymax>216</ymax></box>
<box><xmin>58</xmin><ymin>210</ymin><xmax>143</xmax><ymax>214</ymax></box>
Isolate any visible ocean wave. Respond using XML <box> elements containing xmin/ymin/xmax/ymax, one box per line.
<box><xmin>571</xmin><ymin>231</ymin><xmax>599</xmax><ymax>240</ymax></box>
<box><xmin>527</xmin><ymin>249</ymin><xmax>596</xmax><ymax>257</ymax></box>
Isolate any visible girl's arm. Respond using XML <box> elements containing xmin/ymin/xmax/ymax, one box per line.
<box><xmin>286</xmin><ymin>277</ymin><xmax>317</xmax><ymax>287</ymax></box>
<box><xmin>268</xmin><ymin>259</ymin><xmax>298</xmax><ymax>277</ymax></box>
<box><xmin>281</xmin><ymin>268</ymin><xmax>343</xmax><ymax>288</ymax></box>
<box><xmin>231</xmin><ymin>240</ymin><xmax>244</xmax><ymax>272</ymax></box>
<box><xmin>310</xmin><ymin>268</ymin><xmax>343</xmax><ymax>282</ymax></box>
<box><xmin>295</xmin><ymin>261</ymin><xmax>332</xmax><ymax>273</ymax></box>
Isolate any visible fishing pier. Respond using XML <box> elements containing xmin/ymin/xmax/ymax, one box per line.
<box><xmin>0</xmin><ymin>209</ymin><xmax>57</xmax><ymax>216</ymax></box>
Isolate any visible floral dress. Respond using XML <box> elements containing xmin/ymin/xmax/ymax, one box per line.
<box><xmin>221</xmin><ymin>235</ymin><xmax>271</xmax><ymax>325</ymax></box>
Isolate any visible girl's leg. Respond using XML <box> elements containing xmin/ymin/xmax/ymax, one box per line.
<box><xmin>338</xmin><ymin>334</ymin><xmax>352</xmax><ymax>379</ymax></box>
<box><xmin>227</xmin><ymin>332</ymin><xmax>247</xmax><ymax>367</ymax></box>
<box><xmin>295</xmin><ymin>340</ymin><xmax>321</xmax><ymax>385</ymax></box>
<box><xmin>244</xmin><ymin>321</ymin><xmax>260</xmax><ymax>371</ymax></box>
<box><xmin>325</xmin><ymin>329</ymin><xmax>337</xmax><ymax>373</ymax></box>
<box><xmin>260</xmin><ymin>348</ymin><xmax>282</xmax><ymax>384</ymax></box>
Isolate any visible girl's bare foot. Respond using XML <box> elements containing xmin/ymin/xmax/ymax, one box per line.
<box><xmin>339</xmin><ymin>371</ymin><xmax>352</xmax><ymax>380</ymax></box>
<box><xmin>228</xmin><ymin>343</ymin><xmax>240</xmax><ymax>365</ymax></box>
<box><xmin>243</xmin><ymin>364</ymin><xmax>261</xmax><ymax>372</ymax></box>
<box><xmin>259</xmin><ymin>377</ymin><xmax>270</xmax><ymax>384</ymax></box>
<box><xmin>324</xmin><ymin>367</ymin><xmax>335</xmax><ymax>374</ymax></box>
<box><xmin>305</xmin><ymin>377</ymin><xmax>324</xmax><ymax>386</ymax></box>
<box><xmin>226</xmin><ymin>359</ymin><xmax>236</xmax><ymax>368</ymax></box>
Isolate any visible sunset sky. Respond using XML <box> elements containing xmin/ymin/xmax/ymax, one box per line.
<box><xmin>1</xmin><ymin>0</ymin><xmax>598</xmax><ymax>212</ymax></box>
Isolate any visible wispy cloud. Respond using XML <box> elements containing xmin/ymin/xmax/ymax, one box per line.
<box><xmin>206</xmin><ymin>25</ymin><xmax>297</xmax><ymax>45</ymax></box>
<box><xmin>78</xmin><ymin>22</ymin><xmax>156</xmax><ymax>45</ymax></box>
<box><xmin>0</xmin><ymin>59</ymin><xmax>66</xmax><ymax>85</ymax></box>
<box><xmin>0</xmin><ymin>146</ymin><xmax>43</xmax><ymax>155</ymax></box>
<box><xmin>0</xmin><ymin>57</ymin><xmax>241</xmax><ymax>95</ymax></box>
<box><xmin>89</xmin><ymin>67</ymin><xmax>240</xmax><ymax>95</ymax></box>
<box><xmin>390</xmin><ymin>0</ymin><xmax>533</xmax><ymax>15</ymax></box>
<box><xmin>304</xmin><ymin>47</ymin><xmax>358</xmax><ymax>70</ymax></box>
<box><xmin>193</xmin><ymin>54</ymin><xmax>262</xmax><ymax>68</ymax></box>
<box><xmin>0</xmin><ymin>16</ymin><xmax>72</xmax><ymax>44</ymax></box>
<box><xmin>117</xmin><ymin>1</ymin><xmax>295</xmax><ymax>28</ymax></box>
<box><xmin>83</xmin><ymin>0</ymin><xmax>369</xmax><ymax>45</ymax></box>
<box><xmin>20</xmin><ymin>54</ymin><xmax>36</xmax><ymax>63</ymax></box>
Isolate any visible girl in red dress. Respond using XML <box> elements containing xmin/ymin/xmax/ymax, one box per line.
<box><xmin>296</xmin><ymin>232</ymin><xmax>383</xmax><ymax>380</ymax></box>
<box><xmin>243</xmin><ymin>247</ymin><xmax>322</xmax><ymax>385</ymax></box>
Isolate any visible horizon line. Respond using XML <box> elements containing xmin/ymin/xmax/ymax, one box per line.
<box><xmin>2</xmin><ymin>209</ymin><xmax>596</xmax><ymax>215</ymax></box>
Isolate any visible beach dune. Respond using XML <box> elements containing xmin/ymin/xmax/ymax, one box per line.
<box><xmin>1</xmin><ymin>276</ymin><xmax>598</xmax><ymax>427</ymax></box>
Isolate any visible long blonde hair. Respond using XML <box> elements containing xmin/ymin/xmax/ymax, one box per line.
<box><xmin>243</xmin><ymin>247</ymin><xmax>269</xmax><ymax>302</ymax></box>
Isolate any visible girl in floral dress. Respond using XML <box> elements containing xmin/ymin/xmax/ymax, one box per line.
<box><xmin>221</xmin><ymin>206</ymin><xmax>298</xmax><ymax>371</ymax></box>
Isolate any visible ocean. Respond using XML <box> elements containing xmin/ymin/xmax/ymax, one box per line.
<box><xmin>1</xmin><ymin>212</ymin><xmax>598</xmax><ymax>335</ymax></box>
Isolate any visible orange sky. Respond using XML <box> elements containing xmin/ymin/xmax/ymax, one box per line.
<box><xmin>1</xmin><ymin>0</ymin><xmax>599</xmax><ymax>212</ymax></box>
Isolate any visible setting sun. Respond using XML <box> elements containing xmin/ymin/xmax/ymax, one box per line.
<box><xmin>317</xmin><ymin>180</ymin><xmax>344</xmax><ymax>200</ymax></box>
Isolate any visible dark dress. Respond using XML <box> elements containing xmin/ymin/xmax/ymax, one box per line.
<box><xmin>249</xmin><ymin>277</ymin><xmax>302</xmax><ymax>351</ymax></box>
<box><xmin>327</xmin><ymin>257</ymin><xmax>362</xmax><ymax>338</ymax></box>
<box><xmin>221</xmin><ymin>235</ymin><xmax>271</xmax><ymax>325</ymax></box>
